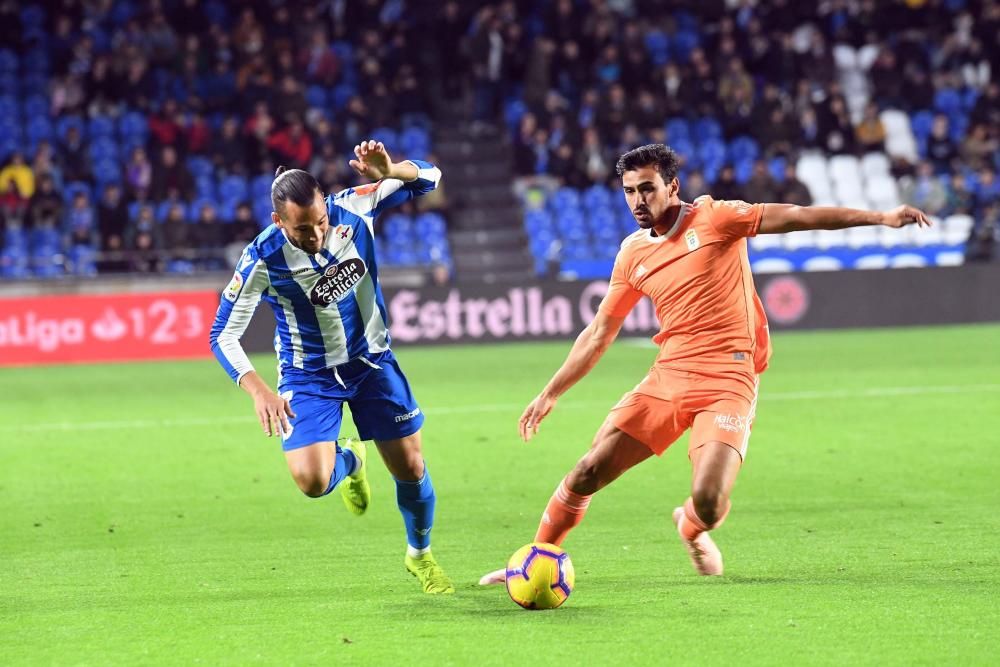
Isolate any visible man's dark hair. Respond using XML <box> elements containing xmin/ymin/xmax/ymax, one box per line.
<box><xmin>271</xmin><ymin>166</ymin><xmax>321</xmax><ymax>215</ymax></box>
<box><xmin>615</xmin><ymin>144</ymin><xmax>681</xmax><ymax>184</ymax></box>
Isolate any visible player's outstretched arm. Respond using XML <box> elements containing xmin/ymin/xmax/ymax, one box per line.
<box><xmin>519</xmin><ymin>311</ymin><xmax>627</xmax><ymax>442</ymax></box>
<box><xmin>757</xmin><ymin>203</ymin><xmax>932</xmax><ymax>235</ymax></box>
<box><xmin>335</xmin><ymin>139</ymin><xmax>441</xmax><ymax>218</ymax></box>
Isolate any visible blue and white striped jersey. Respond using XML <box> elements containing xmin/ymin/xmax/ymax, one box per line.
<box><xmin>210</xmin><ymin>160</ymin><xmax>441</xmax><ymax>384</ymax></box>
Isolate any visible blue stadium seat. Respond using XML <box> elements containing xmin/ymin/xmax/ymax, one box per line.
<box><xmin>414</xmin><ymin>212</ymin><xmax>446</xmax><ymax>237</ymax></box>
<box><xmin>251</xmin><ymin>174</ymin><xmax>272</xmax><ymax>199</ymax></box>
<box><xmin>218</xmin><ymin>175</ymin><xmax>249</xmax><ymax>202</ymax></box>
<box><xmin>63</xmin><ymin>182</ymin><xmax>90</xmax><ymax>204</ymax></box>
<box><xmin>305</xmin><ymin>85</ymin><xmax>327</xmax><ymax>109</ymax></box>
<box><xmin>0</xmin><ymin>95</ymin><xmax>18</xmax><ymax>118</ymax></box>
<box><xmin>22</xmin><ymin>95</ymin><xmax>48</xmax><ymax>119</ymax></box>
<box><xmin>369</xmin><ymin>127</ymin><xmax>398</xmax><ymax>148</ymax></box>
<box><xmin>693</xmin><ymin>118</ymin><xmax>723</xmax><ymax>141</ymax></box>
<box><xmin>504</xmin><ymin>98</ymin><xmax>527</xmax><ymax>132</ymax></box>
<box><xmin>67</xmin><ymin>244</ymin><xmax>97</xmax><ymax>277</ymax></box>
<box><xmin>0</xmin><ymin>72</ymin><xmax>17</xmax><ymax>94</ymax></box>
<box><xmin>697</xmin><ymin>138</ymin><xmax>726</xmax><ymax>170</ymax></box>
<box><xmin>671</xmin><ymin>31</ymin><xmax>700</xmax><ymax>63</ymax></box>
<box><xmin>768</xmin><ymin>156</ymin><xmax>787</xmax><ymax>182</ymax></box>
<box><xmin>253</xmin><ymin>200</ymin><xmax>273</xmax><ymax>228</ymax></box>
<box><xmin>57</xmin><ymin>115</ymin><xmax>86</xmax><ymax>141</ymax></box>
<box><xmin>88</xmin><ymin>116</ymin><xmax>116</xmax><ymax>139</ymax></box>
<box><xmin>1</xmin><ymin>247</ymin><xmax>30</xmax><ymax>278</ymax></box>
<box><xmin>665</xmin><ymin>118</ymin><xmax>690</xmax><ymax>142</ymax></box>
<box><xmin>0</xmin><ymin>50</ymin><xmax>17</xmax><ymax>73</ymax></box>
<box><xmin>400</xmin><ymin>127</ymin><xmax>431</xmax><ymax>159</ymax></box>
<box><xmin>118</xmin><ymin>111</ymin><xmax>148</xmax><ymax>141</ymax></box>
<box><xmin>187</xmin><ymin>156</ymin><xmax>213</xmax><ymax>179</ymax></box>
<box><xmin>933</xmin><ymin>88</ymin><xmax>962</xmax><ymax>115</ymax></box>
<box><xmin>728</xmin><ymin>136</ymin><xmax>760</xmax><ymax>163</ymax></box>
<box><xmin>734</xmin><ymin>158</ymin><xmax>754</xmax><ymax>184</ymax></box>
<box><xmin>25</xmin><ymin>117</ymin><xmax>52</xmax><ymax>144</ymax></box>
<box><xmin>582</xmin><ymin>184</ymin><xmax>612</xmax><ymax>210</ymax></box>
<box><xmin>20</xmin><ymin>5</ymin><xmax>46</xmax><ymax>29</ymax></box>
<box><xmin>4</xmin><ymin>227</ymin><xmax>26</xmax><ymax>249</ymax></box>
<box><xmin>644</xmin><ymin>30</ymin><xmax>670</xmax><ymax>66</ymax></box>
<box><xmin>20</xmin><ymin>49</ymin><xmax>50</xmax><ymax>76</ymax></box>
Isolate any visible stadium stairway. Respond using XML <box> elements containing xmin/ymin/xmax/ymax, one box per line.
<box><xmin>434</xmin><ymin>125</ymin><xmax>535</xmax><ymax>283</ymax></box>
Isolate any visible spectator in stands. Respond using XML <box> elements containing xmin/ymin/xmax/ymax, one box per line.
<box><xmin>0</xmin><ymin>152</ymin><xmax>35</xmax><ymax>199</ymax></box>
<box><xmin>267</xmin><ymin>116</ymin><xmax>314</xmax><ymax>167</ymax></box>
<box><xmin>901</xmin><ymin>162</ymin><xmax>947</xmax><ymax>215</ymax></box>
<box><xmin>713</xmin><ymin>166</ymin><xmax>744</xmax><ymax>201</ymax></box>
<box><xmin>191</xmin><ymin>202</ymin><xmax>225</xmax><ymax>264</ymax></box>
<box><xmin>28</xmin><ymin>175</ymin><xmax>62</xmax><ymax>230</ymax></box>
<box><xmin>578</xmin><ymin>127</ymin><xmax>611</xmax><ymax>184</ymax></box>
<box><xmin>31</xmin><ymin>141</ymin><xmax>62</xmax><ymax>189</ymax></box>
<box><xmin>130</xmin><ymin>230</ymin><xmax>163</xmax><ymax>273</ymax></box>
<box><xmin>149</xmin><ymin>99</ymin><xmax>183</xmax><ymax>150</ymax></box>
<box><xmin>244</xmin><ymin>101</ymin><xmax>275</xmax><ymax>164</ymax></box>
<box><xmin>229</xmin><ymin>202</ymin><xmax>259</xmax><ymax>253</ymax></box>
<box><xmin>66</xmin><ymin>191</ymin><xmax>97</xmax><ymax>247</ymax></box>
<box><xmin>964</xmin><ymin>204</ymin><xmax>998</xmax><ymax>263</ymax></box>
<box><xmin>970</xmin><ymin>82</ymin><xmax>1000</xmax><ymax>130</ymax></box>
<box><xmin>959</xmin><ymin>124</ymin><xmax>999</xmax><ymax>171</ymax></box>
<box><xmin>854</xmin><ymin>102</ymin><xmax>887</xmax><ymax>155</ymax></box>
<box><xmin>0</xmin><ymin>181</ymin><xmax>28</xmax><ymax>230</ymax></box>
<box><xmin>97</xmin><ymin>183</ymin><xmax>128</xmax><ymax>255</ymax></box>
<box><xmin>927</xmin><ymin>114</ymin><xmax>958</xmax><ymax>173</ymax></box>
<box><xmin>186</xmin><ymin>112</ymin><xmax>212</xmax><ymax>156</ymax></box>
<box><xmin>150</xmin><ymin>146</ymin><xmax>193</xmax><ymax>200</ymax></box>
<box><xmin>818</xmin><ymin>95</ymin><xmax>855</xmax><ymax>155</ymax></box>
<box><xmin>974</xmin><ymin>168</ymin><xmax>999</xmax><ymax>219</ymax></box>
<box><xmin>680</xmin><ymin>171</ymin><xmax>708</xmax><ymax>202</ymax></box>
<box><xmin>211</xmin><ymin>116</ymin><xmax>247</xmax><ymax>174</ymax></box>
<box><xmin>125</xmin><ymin>147</ymin><xmax>153</xmax><ymax>197</ymax></box>
<box><xmin>943</xmin><ymin>172</ymin><xmax>975</xmax><ymax>216</ymax></box>
<box><xmin>746</xmin><ymin>160</ymin><xmax>779</xmax><ymax>203</ymax></box>
<box><xmin>162</xmin><ymin>204</ymin><xmax>190</xmax><ymax>261</ymax></box>
<box><xmin>777</xmin><ymin>165</ymin><xmax>813</xmax><ymax>206</ymax></box>
<box><xmin>61</xmin><ymin>125</ymin><xmax>91</xmax><ymax>183</ymax></box>
<box><xmin>469</xmin><ymin>7</ymin><xmax>505</xmax><ymax>126</ymax></box>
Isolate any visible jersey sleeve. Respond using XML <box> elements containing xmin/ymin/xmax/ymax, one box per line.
<box><xmin>209</xmin><ymin>244</ymin><xmax>271</xmax><ymax>384</ymax></box>
<box><xmin>704</xmin><ymin>197</ymin><xmax>765</xmax><ymax>241</ymax></box>
<box><xmin>598</xmin><ymin>250</ymin><xmax>643</xmax><ymax>317</ymax></box>
<box><xmin>331</xmin><ymin>159</ymin><xmax>441</xmax><ymax>219</ymax></box>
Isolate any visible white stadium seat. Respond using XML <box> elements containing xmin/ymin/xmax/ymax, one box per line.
<box><xmin>749</xmin><ymin>234</ymin><xmax>783</xmax><ymax>251</ymax></box>
<box><xmin>751</xmin><ymin>258</ymin><xmax>795</xmax><ymax>274</ymax></box>
<box><xmin>860</xmin><ymin>152</ymin><xmax>891</xmax><ymax>179</ymax></box>
<box><xmin>857</xmin><ymin>44</ymin><xmax>880</xmax><ymax>70</ymax></box>
<box><xmin>890</xmin><ymin>253</ymin><xmax>929</xmax><ymax>268</ymax></box>
<box><xmin>833</xmin><ymin>44</ymin><xmax>859</xmax><ymax>70</ymax></box>
<box><xmin>802</xmin><ymin>255</ymin><xmax>845</xmax><ymax>272</ymax></box>
<box><xmin>878</xmin><ymin>224</ymin><xmax>913</xmax><ymax>247</ymax></box>
<box><xmin>866</xmin><ymin>176</ymin><xmax>901</xmax><ymax>209</ymax></box>
<box><xmin>814</xmin><ymin>228</ymin><xmax>848</xmax><ymax>249</ymax></box>
<box><xmin>835</xmin><ymin>180</ymin><xmax>868</xmax><ymax>208</ymax></box>
<box><xmin>943</xmin><ymin>215</ymin><xmax>974</xmax><ymax>245</ymax></box>
<box><xmin>782</xmin><ymin>229</ymin><xmax>818</xmax><ymax>250</ymax></box>
<box><xmin>914</xmin><ymin>220</ymin><xmax>944</xmax><ymax>246</ymax></box>
<box><xmin>935</xmin><ymin>250</ymin><xmax>965</xmax><ymax>266</ymax></box>
<box><xmin>847</xmin><ymin>226</ymin><xmax>880</xmax><ymax>248</ymax></box>
<box><xmin>880</xmin><ymin>110</ymin><xmax>919</xmax><ymax>162</ymax></box>
<box><xmin>854</xmin><ymin>253</ymin><xmax>890</xmax><ymax>269</ymax></box>
<box><xmin>829</xmin><ymin>155</ymin><xmax>861</xmax><ymax>184</ymax></box>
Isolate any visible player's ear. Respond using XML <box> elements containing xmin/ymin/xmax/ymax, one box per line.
<box><xmin>271</xmin><ymin>210</ymin><xmax>282</xmax><ymax>228</ymax></box>
<box><xmin>669</xmin><ymin>177</ymin><xmax>680</xmax><ymax>197</ymax></box>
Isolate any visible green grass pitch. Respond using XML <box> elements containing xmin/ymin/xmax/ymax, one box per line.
<box><xmin>2</xmin><ymin>324</ymin><xmax>999</xmax><ymax>665</ymax></box>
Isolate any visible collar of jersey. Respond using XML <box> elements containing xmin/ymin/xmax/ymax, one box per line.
<box><xmin>645</xmin><ymin>202</ymin><xmax>691</xmax><ymax>243</ymax></box>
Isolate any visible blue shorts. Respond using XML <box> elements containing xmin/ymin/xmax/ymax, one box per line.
<box><xmin>276</xmin><ymin>349</ymin><xmax>424</xmax><ymax>451</ymax></box>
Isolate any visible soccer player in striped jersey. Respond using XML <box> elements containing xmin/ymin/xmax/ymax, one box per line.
<box><xmin>210</xmin><ymin>140</ymin><xmax>453</xmax><ymax>594</ymax></box>
<box><xmin>480</xmin><ymin>143</ymin><xmax>931</xmax><ymax>585</ymax></box>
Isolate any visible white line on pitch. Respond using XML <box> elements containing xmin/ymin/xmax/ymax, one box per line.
<box><xmin>2</xmin><ymin>383</ymin><xmax>999</xmax><ymax>433</ymax></box>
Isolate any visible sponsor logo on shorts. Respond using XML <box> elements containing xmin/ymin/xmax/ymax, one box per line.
<box><xmin>309</xmin><ymin>258</ymin><xmax>368</xmax><ymax>306</ymax></box>
<box><xmin>714</xmin><ymin>413</ymin><xmax>747</xmax><ymax>433</ymax></box>
<box><xmin>394</xmin><ymin>407</ymin><xmax>421</xmax><ymax>423</ymax></box>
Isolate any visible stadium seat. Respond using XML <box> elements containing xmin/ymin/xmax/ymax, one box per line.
<box><xmin>943</xmin><ymin>215</ymin><xmax>974</xmax><ymax>245</ymax></box>
<box><xmin>935</xmin><ymin>249</ymin><xmax>965</xmax><ymax>266</ymax></box>
<box><xmin>846</xmin><ymin>226</ymin><xmax>880</xmax><ymax>248</ymax></box>
<box><xmin>880</xmin><ymin>110</ymin><xmax>919</xmax><ymax>162</ymax></box>
<box><xmin>854</xmin><ymin>253</ymin><xmax>890</xmax><ymax>269</ymax></box>
<box><xmin>802</xmin><ymin>255</ymin><xmax>845</xmax><ymax>272</ymax></box>
<box><xmin>751</xmin><ymin>257</ymin><xmax>795</xmax><ymax>274</ymax></box>
<box><xmin>781</xmin><ymin>230</ymin><xmax>818</xmax><ymax>250</ymax></box>
<box><xmin>860</xmin><ymin>152</ymin><xmax>891</xmax><ymax>180</ymax></box>
<box><xmin>814</xmin><ymin>229</ymin><xmax>848</xmax><ymax>249</ymax></box>
<box><xmin>890</xmin><ymin>252</ymin><xmax>929</xmax><ymax>268</ymax></box>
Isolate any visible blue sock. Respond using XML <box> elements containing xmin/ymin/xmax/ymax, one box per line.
<box><xmin>321</xmin><ymin>449</ymin><xmax>358</xmax><ymax>496</ymax></box>
<box><xmin>395</xmin><ymin>464</ymin><xmax>436</xmax><ymax>549</ymax></box>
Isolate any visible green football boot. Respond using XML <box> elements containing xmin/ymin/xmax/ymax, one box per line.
<box><xmin>339</xmin><ymin>438</ymin><xmax>370</xmax><ymax>515</ymax></box>
<box><xmin>404</xmin><ymin>552</ymin><xmax>455</xmax><ymax>594</ymax></box>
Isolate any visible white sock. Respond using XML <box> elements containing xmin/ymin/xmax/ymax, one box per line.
<box><xmin>407</xmin><ymin>545</ymin><xmax>431</xmax><ymax>558</ymax></box>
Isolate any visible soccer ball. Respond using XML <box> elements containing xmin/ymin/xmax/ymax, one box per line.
<box><xmin>505</xmin><ymin>542</ymin><xmax>575</xmax><ymax>610</ymax></box>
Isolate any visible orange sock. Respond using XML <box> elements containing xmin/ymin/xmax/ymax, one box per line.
<box><xmin>534</xmin><ymin>479</ymin><xmax>592</xmax><ymax>546</ymax></box>
<box><xmin>679</xmin><ymin>496</ymin><xmax>731</xmax><ymax>541</ymax></box>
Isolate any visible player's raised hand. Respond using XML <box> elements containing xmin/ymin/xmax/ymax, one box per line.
<box><xmin>252</xmin><ymin>389</ymin><xmax>297</xmax><ymax>438</ymax></box>
<box><xmin>519</xmin><ymin>393</ymin><xmax>558</xmax><ymax>442</ymax></box>
<box><xmin>349</xmin><ymin>139</ymin><xmax>393</xmax><ymax>180</ymax></box>
<box><xmin>881</xmin><ymin>205</ymin><xmax>932</xmax><ymax>229</ymax></box>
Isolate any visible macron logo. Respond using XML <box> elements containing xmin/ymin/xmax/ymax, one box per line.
<box><xmin>394</xmin><ymin>407</ymin><xmax>421</xmax><ymax>423</ymax></box>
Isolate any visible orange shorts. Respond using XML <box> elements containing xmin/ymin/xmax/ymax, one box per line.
<box><xmin>608</xmin><ymin>364</ymin><xmax>759</xmax><ymax>460</ymax></box>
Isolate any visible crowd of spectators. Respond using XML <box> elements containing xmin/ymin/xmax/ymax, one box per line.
<box><xmin>1</xmin><ymin>0</ymin><xmax>999</xmax><ymax>277</ymax></box>
<box><xmin>0</xmin><ymin>0</ymin><xmax>444</xmax><ymax>276</ymax></box>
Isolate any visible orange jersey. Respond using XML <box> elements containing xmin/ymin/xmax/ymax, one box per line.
<box><xmin>599</xmin><ymin>195</ymin><xmax>772</xmax><ymax>374</ymax></box>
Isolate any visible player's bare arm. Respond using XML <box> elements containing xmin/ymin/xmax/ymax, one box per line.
<box><xmin>239</xmin><ymin>370</ymin><xmax>296</xmax><ymax>437</ymax></box>
<box><xmin>349</xmin><ymin>139</ymin><xmax>419</xmax><ymax>182</ymax></box>
<box><xmin>519</xmin><ymin>311</ymin><xmax>627</xmax><ymax>442</ymax></box>
<box><xmin>758</xmin><ymin>203</ymin><xmax>932</xmax><ymax>234</ymax></box>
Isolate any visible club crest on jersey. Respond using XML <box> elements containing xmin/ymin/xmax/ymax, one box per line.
<box><xmin>333</xmin><ymin>224</ymin><xmax>351</xmax><ymax>240</ymax></box>
<box><xmin>223</xmin><ymin>271</ymin><xmax>243</xmax><ymax>302</ymax></box>
<box><xmin>309</xmin><ymin>258</ymin><xmax>367</xmax><ymax>306</ymax></box>
<box><xmin>684</xmin><ymin>228</ymin><xmax>700</xmax><ymax>251</ymax></box>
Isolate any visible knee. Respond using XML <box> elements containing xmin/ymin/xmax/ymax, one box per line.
<box><xmin>290</xmin><ymin>466</ymin><xmax>329</xmax><ymax>498</ymax></box>
<box><xmin>691</xmin><ymin>485</ymin><xmax>728</xmax><ymax>527</ymax></box>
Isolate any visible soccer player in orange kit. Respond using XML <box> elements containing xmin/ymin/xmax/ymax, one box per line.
<box><xmin>480</xmin><ymin>144</ymin><xmax>930</xmax><ymax>584</ymax></box>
